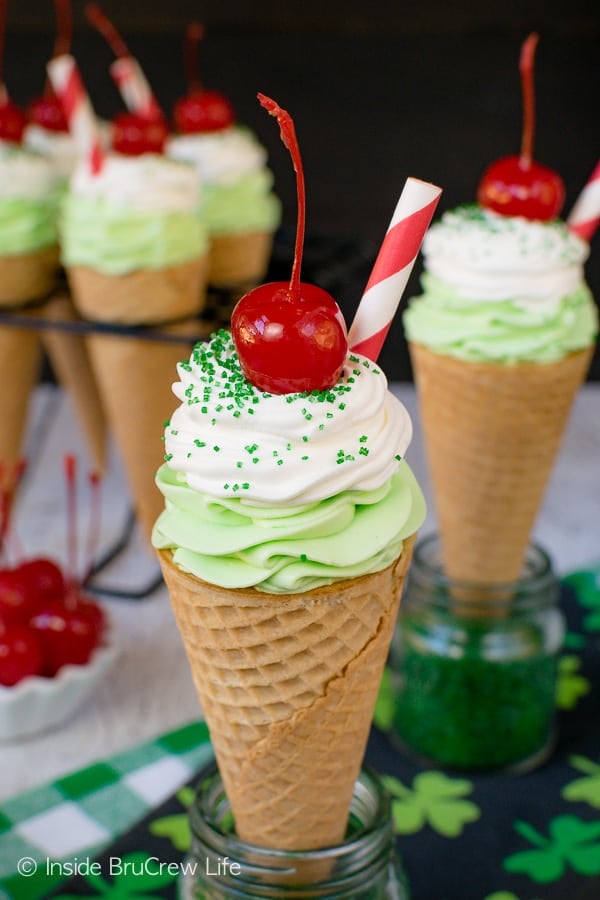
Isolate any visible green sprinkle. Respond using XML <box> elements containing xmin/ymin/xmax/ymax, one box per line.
<box><xmin>164</xmin><ymin>453</ymin><xmax>173</xmax><ymax>461</ymax></box>
<box><xmin>194</xmin><ymin>439</ymin><xmax>206</xmax><ymax>448</ymax></box>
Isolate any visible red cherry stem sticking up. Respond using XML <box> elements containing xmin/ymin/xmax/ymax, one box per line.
<box><xmin>39</xmin><ymin>0</ymin><xmax>72</xmax><ymax>98</ymax></box>
<box><xmin>185</xmin><ymin>22</ymin><xmax>205</xmax><ymax>94</ymax></box>
<box><xmin>0</xmin><ymin>0</ymin><xmax>8</xmax><ymax>104</ymax></box>
<box><xmin>257</xmin><ymin>93</ymin><xmax>305</xmax><ymax>301</ymax></box>
<box><xmin>85</xmin><ymin>3</ymin><xmax>131</xmax><ymax>61</ymax></box>
<box><xmin>64</xmin><ymin>454</ymin><xmax>79</xmax><ymax>600</ymax></box>
<box><xmin>82</xmin><ymin>471</ymin><xmax>101</xmax><ymax>585</ymax></box>
<box><xmin>52</xmin><ymin>0</ymin><xmax>72</xmax><ymax>58</ymax></box>
<box><xmin>519</xmin><ymin>32</ymin><xmax>539</xmax><ymax>171</ymax></box>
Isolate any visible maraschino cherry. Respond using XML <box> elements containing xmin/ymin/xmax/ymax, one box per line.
<box><xmin>0</xmin><ymin>621</ymin><xmax>43</xmax><ymax>686</ymax></box>
<box><xmin>478</xmin><ymin>33</ymin><xmax>565</xmax><ymax>221</ymax></box>
<box><xmin>232</xmin><ymin>95</ymin><xmax>348</xmax><ymax>394</ymax></box>
<box><xmin>0</xmin><ymin>0</ymin><xmax>26</xmax><ymax>143</ymax></box>
<box><xmin>30</xmin><ymin>457</ymin><xmax>104</xmax><ymax>676</ymax></box>
<box><xmin>27</xmin><ymin>0</ymin><xmax>71</xmax><ymax>133</ymax></box>
<box><xmin>173</xmin><ymin>23</ymin><xmax>235</xmax><ymax>134</ymax></box>
<box><xmin>85</xmin><ymin>3</ymin><xmax>168</xmax><ymax>155</ymax></box>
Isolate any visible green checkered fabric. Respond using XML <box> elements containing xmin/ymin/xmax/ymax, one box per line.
<box><xmin>0</xmin><ymin>720</ymin><xmax>213</xmax><ymax>900</ymax></box>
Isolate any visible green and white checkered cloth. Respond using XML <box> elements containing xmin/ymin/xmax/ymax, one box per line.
<box><xmin>0</xmin><ymin>720</ymin><xmax>213</xmax><ymax>900</ymax></box>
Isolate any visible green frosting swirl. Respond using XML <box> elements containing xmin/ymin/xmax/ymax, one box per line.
<box><xmin>60</xmin><ymin>195</ymin><xmax>209</xmax><ymax>275</ymax></box>
<box><xmin>404</xmin><ymin>273</ymin><xmax>598</xmax><ymax>363</ymax></box>
<box><xmin>201</xmin><ymin>170</ymin><xmax>281</xmax><ymax>235</ymax></box>
<box><xmin>152</xmin><ymin>460</ymin><xmax>425</xmax><ymax>593</ymax></box>
<box><xmin>0</xmin><ymin>195</ymin><xmax>60</xmax><ymax>255</ymax></box>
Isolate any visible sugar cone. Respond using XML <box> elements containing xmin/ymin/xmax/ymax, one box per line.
<box><xmin>41</xmin><ymin>291</ymin><xmax>107</xmax><ymax>473</ymax></box>
<box><xmin>208</xmin><ymin>231</ymin><xmax>273</xmax><ymax>289</ymax></box>
<box><xmin>0</xmin><ymin>249</ymin><xmax>60</xmax><ymax>469</ymax></box>
<box><xmin>67</xmin><ymin>260</ymin><xmax>209</xmax><ymax>541</ymax></box>
<box><xmin>0</xmin><ymin>246</ymin><xmax>59</xmax><ymax>305</ymax></box>
<box><xmin>67</xmin><ymin>257</ymin><xmax>209</xmax><ymax>325</ymax></box>
<box><xmin>409</xmin><ymin>342</ymin><xmax>595</xmax><ymax>585</ymax></box>
<box><xmin>158</xmin><ymin>533</ymin><xmax>416</xmax><ymax>851</ymax></box>
<box><xmin>0</xmin><ymin>321</ymin><xmax>41</xmax><ymax>470</ymax></box>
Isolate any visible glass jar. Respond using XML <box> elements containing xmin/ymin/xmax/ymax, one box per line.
<box><xmin>180</xmin><ymin>765</ymin><xmax>409</xmax><ymax>899</ymax></box>
<box><xmin>389</xmin><ymin>534</ymin><xmax>564</xmax><ymax>773</ymax></box>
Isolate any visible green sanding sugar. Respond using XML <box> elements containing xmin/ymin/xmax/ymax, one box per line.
<box><xmin>392</xmin><ymin>626</ymin><xmax>558</xmax><ymax>770</ymax></box>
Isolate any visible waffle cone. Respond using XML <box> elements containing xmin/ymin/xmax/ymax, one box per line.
<box><xmin>0</xmin><ymin>322</ymin><xmax>41</xmax><ymax>470</ymax></box>
<box><xmin>208</xmin><ymin>231</ymin><xmax>273</xmax><ymax>289</ymax></box>
<box><xmin>67</xmin><ymin>256</ymin><xmax>209</xmax><ymax>325</ymax></box>
<box><xmin>41</xmin><ymin>292</ymin><xmax>107</xmax><ymax>472</ymax></box>
<box><xmin>0</xmin><ymin>246</ymin><xmax>59</xmax><ymax>305</ymax></box>
<box><xmin>158</xmin><ymin>534</ymin><xmax>415</xmax><ymax>850</ymax></box>
<box><xmin>67</xmin><ymin>262</ymin><xmax>208</xmax><ymax>540</ymax></box>
<box><xmin>409</xmin><ymin>342</ymin><xmax>595</xmax><ymax>585</ymax></box>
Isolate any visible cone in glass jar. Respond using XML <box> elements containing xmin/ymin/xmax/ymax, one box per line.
<box><xmin>409</xmin><ymin>342</ymin><xmax>595</xmax><ymax>585</ymax></box>
<box><xmin>158</xmin><ymin>534</ymin><xmax>415</xmax><ymax>851</ymax></box>
<box><xmin>0</xmin><ymin>247</ymin><xmax>61</xmax><ymax>469</ymax></box>
<box><xmin>67</xmin><ymin>257</ymin><xmax>209</xmax><ymax>540</ymax></box>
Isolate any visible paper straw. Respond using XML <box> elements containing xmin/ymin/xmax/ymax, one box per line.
<box><xmin>348</xmin><ymin>177</ymin><xmax>442</xmax><ymax>361</ymax></box>
<box><xmin>47</xmin><ymin>54</ymin><xmax>104</xmax><ymax>175</ymax></box>
<box><xmin>110</xmin><ymin>56</ymin><xmax>163</xmax><ymax>121</ymax></box>
<box><xmin>567</xmin><ymin>160</ymin><xmax>600</xmax><ymax>242</ymax></box>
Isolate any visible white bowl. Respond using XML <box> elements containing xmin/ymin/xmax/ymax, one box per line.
<box><xmin>0</xmin><ymin>616</ymin><xmax>118</xmax><ymax>741</ymax></box>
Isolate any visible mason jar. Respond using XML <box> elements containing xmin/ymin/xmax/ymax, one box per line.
<box><xmin>388</xmin><ymin>533</ymin><xmax>565</xmax><ymax>772</ymax></box>
<box><xmin>180</xmin><ymin>764</ymin><xmax>409</xmax><ymax>899</ymax></box>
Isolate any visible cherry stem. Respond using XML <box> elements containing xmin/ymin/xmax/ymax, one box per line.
<box><xmin>85</xmin><ymin>3</ymin><xmax>131</xmax><ymax>59</ymax></box>
<box><xmin>83</xmin><ymin>471</ymin><xmax>101</xmax><ymax>586</ymax></box>
<box><xmin>53</xmin><ymin>0</ymin><xmax>72</xmax><ymax>58</ymax></box>
<box><xmin>64</xmin><ymin>454</ymin><xmax>79</xmax><ymax>596</ymax></box>
<box><xmin>0</xmin><ymin>0</ymin><xmax>7</xmax><ymax>101</ymax></box>
<box><xmin>519</xmin><ymin>32</ymin><xmax>538</xmax><ymax>170</ymax></box>
<box><xmin>185</xmin><ymin>22</ymin><xmax>204</xmax><ymax>94</ymax></box>
<box><xmin>257</xmin><ymin>93</ymin><xmax>304</xmax><ymax>301</ymax></box>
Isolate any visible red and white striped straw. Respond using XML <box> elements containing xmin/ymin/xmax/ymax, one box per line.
<box><xmin>567</xmin><ymin>160</ymin><xmax>600</xmax><ymax>242</ymax></box>
<box><xmin>47</xmin><ymin>54</ymin><xmax>105</xmax><ymax>175</ymax></box>
<box><xmin>110</xmin><ymin>56</ymin><xmax>162</xmax><ymax>121</ymax></box>
<box><xmin>348</xmin><ymin>177</ymin><xmax>442</xmax><ymax>362</ymax></box>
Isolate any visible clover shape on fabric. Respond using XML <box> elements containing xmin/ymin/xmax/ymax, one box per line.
<box><xmin>562</xmin><ymin>755</ymin><xmax>600</xmax><ymax>809</ymax></box>
<box><xmin>503</xmin><ymin>815</ymin><xmax>600</xmax><ymax>883</ymax></box>
<box><xmin>382</xmin><ymin>770</ymin><xmax>480</xmax><ymax>837</ymax></box>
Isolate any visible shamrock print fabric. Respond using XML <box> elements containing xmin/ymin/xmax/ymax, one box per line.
<box><xmin>42</xmin><ymin>568</ymin><xmax>600</xmax><ymax>900</ymax></box>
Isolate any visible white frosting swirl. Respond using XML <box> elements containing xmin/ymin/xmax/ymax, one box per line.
<box><xmin>164</xmin><ymin>331</ymin><xmax>413</xmax><ymax>506</ymax></box>
<box><xmin>0</xmin><ymin>142</ymin><xmax>59</xmax><ymax>199</ymax></box>
<box><xmin>167</xmin><ymin>125</ymin><xmax>268</xmax><ymax>185</ymax></box>
<box><xmin>69</xmin><ymin>153</ymin><xmax>201</xmax><ymax>214</ymax></box>
<box><xmin>24</xmin><ymin>126</ymin><xmax>78</xmax><ymax>179</ymax></box>
<box><xmin>423</xmin><ymin>206</ymin><xmax>589</xmax><ymax>311</ymax></box>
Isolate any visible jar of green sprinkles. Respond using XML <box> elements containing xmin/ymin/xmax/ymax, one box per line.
<box><xmin>389</xmin><ymin>534</ymin><xmax>564</xmax><ymax>772</ymax></box>
<box><xmin>180</xmin><ymin>765</ymin><xmax>410</xmax><ymax>899</ymax></box>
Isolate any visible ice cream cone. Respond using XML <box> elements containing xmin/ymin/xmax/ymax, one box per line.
<box><xmin>41</xmin><ymin>291</ymin><xmax>107</xmax><ymax>473</ymax></box>
<box><xmin>0</xmin><ymin>246</ymin><xmax>60</xmax><ymax>305</ymax></box>
<box><xmin>67</xmin><ymin>260</ymin><xmax>209</xmax><ymax>540</ymax></box>
<box><xmin>0</xmin><ymin>249</ymin><xmax>61</xmax><ymax>470</ymax></box>
<box><xmin>409</xmin><ymin>342</ymin><xmax>595</xmax><ymax>585</ymax></box>
<box><xmin>0</xmin><ymin>320</ymin><xmax>42</xmax><ymax>471</ymax></box>
<box><xmin>158</xmin><ymin>533</ymin><xmax>416</xmax><ymax>851</ymax></box>
<box><xmin>208</xmin><ymin>231</ymin><xmax>273</xmax><ymax>289</ymax></box>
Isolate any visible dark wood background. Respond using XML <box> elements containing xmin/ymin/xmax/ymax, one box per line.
<box><xmin>5</xmin><ymin>1</ymin><xmax>598</xmax><ymax>380</ymax></box>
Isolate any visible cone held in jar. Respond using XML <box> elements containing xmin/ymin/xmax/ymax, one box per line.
<box><xmin>158</xmin><ymin>534</ymin><xmax>415</xmax><ymax>851</ymax></box>
<box><xmin>409</xmin><ymin>342</ymin><xmax>595</xmax><ymax>587</ymax></box>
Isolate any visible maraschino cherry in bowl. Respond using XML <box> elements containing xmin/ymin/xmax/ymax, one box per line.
<box><xmin>0</xmin><ymin>458</ymin><xmax>117</xmax><ymax>741</ymax></box>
